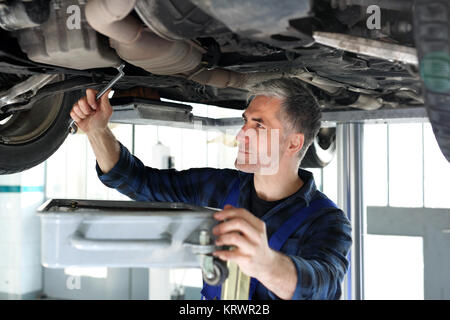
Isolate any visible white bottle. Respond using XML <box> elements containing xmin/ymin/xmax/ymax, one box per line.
<box><xmin>152</xmin><ymin>141</ymin><xmax>171</xmax><ymax>169</ymax></box>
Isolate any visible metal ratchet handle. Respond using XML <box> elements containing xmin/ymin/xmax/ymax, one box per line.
<box><xmin>94</xmin><ymin>63</ymin><xmax>125</xmax><ymax>100</ymax></box>
<box><xmin>69</xmin><ymin>63</ymin><xmax>126</xmax><ymax>135</ymax></box>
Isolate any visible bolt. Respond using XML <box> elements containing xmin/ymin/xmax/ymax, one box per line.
<box><xmin>199</xmin><ymin>230</ymin><xmax>210</xmax><ymax>245</ymax></box>
<box><xmin>396</xmin><ymin>21</ymin><xmax>412</xmax><ymax>34</ymax></box>
<box><xmin>52</xmin><ymin>0</ymin><xmax>62</xmax><ymax>10</ymax></box>
<box><xmin>0</xmin><ymin>135</ymin><xmax>11</xmax><ymax>144</ymax></box>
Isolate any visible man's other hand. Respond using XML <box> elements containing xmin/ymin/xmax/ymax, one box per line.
<box><xmin>212</xmin><ymin>204</ymin><xmax>277</xmax><ymax>280</ymax></box>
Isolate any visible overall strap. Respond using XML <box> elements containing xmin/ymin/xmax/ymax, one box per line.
<box><xmin>222</xmin><ymin>177</ymin><xmax>240</xmax><ymax>208</ymax></box>
<box><xmin>268</xmin><ymin>197</ymin><xmax>338</xmax><ymax>251</ymax></box>
<box><xmin>201</xmin><ymin>177</ymin><xmax>240</xmax><ymax>300</ymax></box>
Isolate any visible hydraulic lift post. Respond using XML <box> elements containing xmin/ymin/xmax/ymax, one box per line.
<box><xmin>337</xmin><ymin>122</ymin><xmax>366</xmax><ymax>300</ymax></box>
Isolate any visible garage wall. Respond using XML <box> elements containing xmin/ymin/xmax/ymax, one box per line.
<box><xmin>362</xmin><ymin>122</ymin><xmax>450</xmax><ymax>299</ymax></box>
<box><xmin>0</xmin><ymin>163</ymin><xmax>45</xmax><ymax>299</ymax></box>
<box><xmin>42</xmin><ymin>268</ymin><xmax>148</xmax><ymax>300</ymax></box>
<box><xmin>365</xmin><ymin>206</ymin><xmax>450</xmax><ymax>299</ymax></box>
<box><xmin>364</xmin><ymin>122</ymin><xmax>450</xmax><ymax>208</ymax></box>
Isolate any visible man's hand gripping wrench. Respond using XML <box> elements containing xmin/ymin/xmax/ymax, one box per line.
<box><xmin>69</xmin><ymin>63</ymin><xmax>125</xmax><ymax>134</ymax></box>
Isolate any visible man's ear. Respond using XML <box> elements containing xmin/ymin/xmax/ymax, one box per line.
<box><xmin>287</xmin><ymin>132</ymin><xmax>304</xmax><ymax>157</ymax></box>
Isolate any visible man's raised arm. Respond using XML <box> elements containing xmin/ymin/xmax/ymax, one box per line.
<box><xmin>70</xmin><ymin>88</ymin><xmax>120</xmax><ymax>174</ymax></box>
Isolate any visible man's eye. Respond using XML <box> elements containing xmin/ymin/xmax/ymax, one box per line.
<box><xmin>256</xmin><ymin>123</ymin><xmax>264</xmax><ymax>129</ymax></box>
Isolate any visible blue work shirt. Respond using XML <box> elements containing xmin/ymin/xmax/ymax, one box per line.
<box><xmin>96</xmin><ymin>142</ymin><xmax>353</xmax><ymax>300</ymax></box>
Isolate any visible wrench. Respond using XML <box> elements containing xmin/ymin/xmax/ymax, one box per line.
<box><xmin>69</xmin><ymin>63</ymin><xmax>125</xmax><ymax>134</ymax></box>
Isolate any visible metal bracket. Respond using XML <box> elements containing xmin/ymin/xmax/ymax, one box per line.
<box><xmin>321</xmin><ymin>106</ymin><xmax>428</xmax><ymax>124</ymax></box>
<box><xmin>0</xmin><ymin>74</ymin><xmax>58</xmax><ymax>111</ymax></box>
<box><xmin>109</xmin><ymin>98</ymin><xmax>244</xmax><ymax>132</ymax></box>
<box><xmin>109</xmin><ymin>98</ymin><xmax>429</xmax><ymax>131</ymax></box>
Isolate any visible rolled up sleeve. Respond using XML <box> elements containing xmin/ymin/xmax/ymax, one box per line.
<box><xmin>96</xmin><ymin>142</ymin><xmax>135</xmax><ymax>188</ymax></box>
<box><xmin>96</xmin><ymin>142</ymin><xmax>236</xmax><ymax>207</ymax></box>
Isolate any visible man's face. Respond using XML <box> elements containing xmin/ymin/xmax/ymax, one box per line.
<box><xmin>234</xmin><ymin>95</ymin><xmax>288</xmax><ymax>175</ymax></box>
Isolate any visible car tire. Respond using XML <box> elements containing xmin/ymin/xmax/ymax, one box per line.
<box><xmin>0</xmin><ymin>88</ymin><xmax>81</xmax><ymax>174</ymax></box>
<box><xmin>413</xmin><ymin>0</ymin><xmax>450</xmax><ymax>162</ymax></box>
<box><xmin>300</xmin><ymin>127</ymin><xmax>336</xmax><ymax>168</ymax></box>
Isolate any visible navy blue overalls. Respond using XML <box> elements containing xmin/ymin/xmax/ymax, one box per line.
<box><xmin>201</xmin><ymin>178</ymin><xmax>338</xmax><ymax>300</ymax></box>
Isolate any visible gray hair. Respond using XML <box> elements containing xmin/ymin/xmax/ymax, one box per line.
<box><xmin>247</xmin><ymin>77</ymin><xmax>322</xmax><ymax>161</ymax></box>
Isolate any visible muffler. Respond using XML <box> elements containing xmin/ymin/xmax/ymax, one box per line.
<box><xmin>85</xmin><ymin>0</ymin><xmax>246</xmax><ymax>88</ymax></box>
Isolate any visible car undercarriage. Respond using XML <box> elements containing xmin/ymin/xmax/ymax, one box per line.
<box><xmin>0</xmin><ymin>0</ymin><xmax>449</xmax><ymax>173</ymax></box>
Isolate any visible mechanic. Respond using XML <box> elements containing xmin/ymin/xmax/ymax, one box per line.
<box><xmin>70</xmin><ymin>77</ymin><xmax>352</xmax><ymax>300</ymax></box>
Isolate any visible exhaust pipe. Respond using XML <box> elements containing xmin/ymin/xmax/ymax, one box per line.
<box><xmin>85</xmin><ymin>0</ymin><xmax>246</xmax><ymax>88</ymax></box>
<box><xmin>85</xmin><ymin>0</ymin><xmax>381</xmax><ymax>98</ymax></box>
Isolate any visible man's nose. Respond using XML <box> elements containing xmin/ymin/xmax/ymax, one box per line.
<box><xmin>236</xmin><ymin>124</ymin><xmax>249</xmax><ymax>143</ymax></box>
